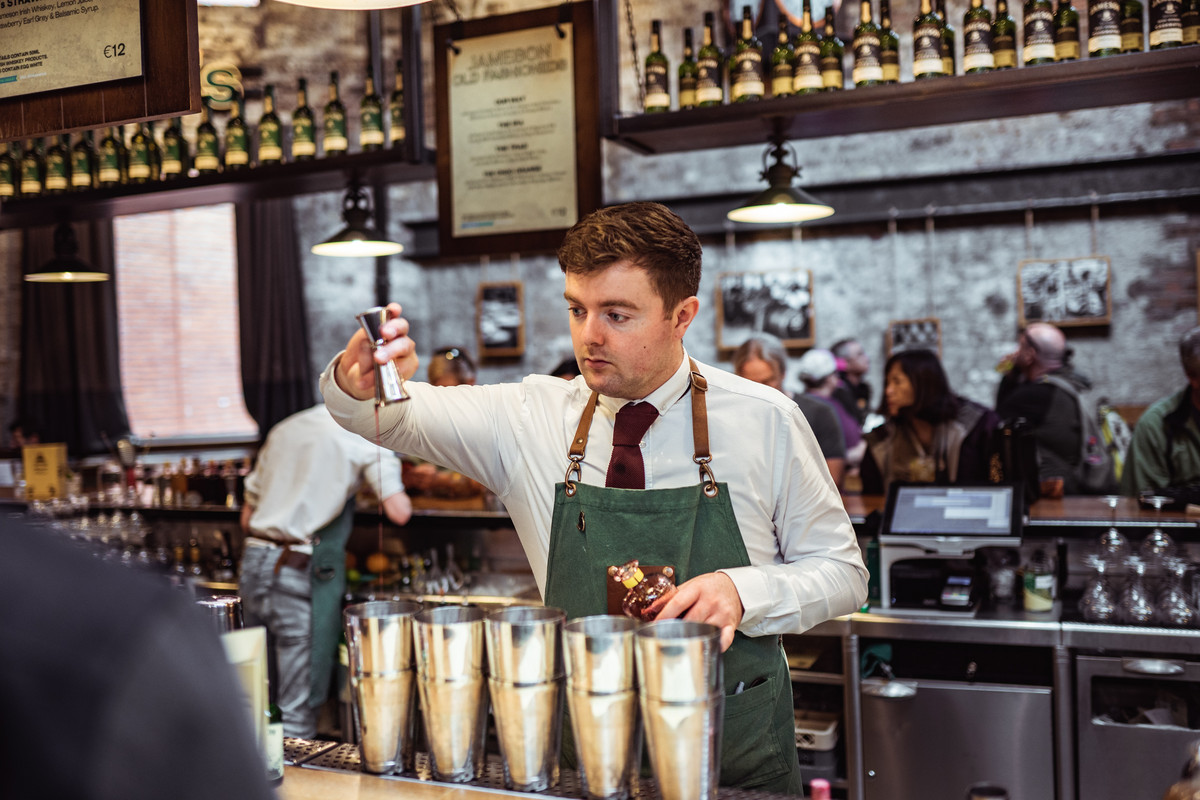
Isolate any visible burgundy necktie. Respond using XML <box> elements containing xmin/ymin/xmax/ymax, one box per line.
<box><xmin>606</xmin><ymin>402</ymin><xmax>659</xmax><ymax>489</ymax></box>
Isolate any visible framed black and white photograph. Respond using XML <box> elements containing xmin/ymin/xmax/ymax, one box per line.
<box><xmin>887</xmin><ymin>317</ymin><xmax>942</xmax><ymax>357</ymax></box>
<box><xmin>1017</xmin><ymin>256</ymin><xmax>1112</xmax><ymax>327</ymax></box>
<box><xmin>476</xmin><ymin>281</ymin><xmax>525</xmax><ymax>358</ymax></box>
<box><xmin>716</xmin><ymin>269</ymin><xmax>815</xmax><ymax>352</ymax></box>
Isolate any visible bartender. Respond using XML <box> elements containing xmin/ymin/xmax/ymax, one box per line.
<box><xmin>322</xmin><ymin>201</ymin><xmax>867</xmax><ymax>794</ymax></box>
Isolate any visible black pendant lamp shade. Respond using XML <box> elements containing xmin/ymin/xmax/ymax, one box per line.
<box><xmin>727</xmin><ymin>138</ymin><xmax>834</xmax><ymax>225</ymax></box>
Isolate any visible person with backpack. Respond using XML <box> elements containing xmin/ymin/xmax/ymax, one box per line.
<box><xmin>1121</xmin><ymin>326</ymin><xmax>1200</xmax><ymax>504</ymax></box>
<box><xmin>996</xmin><ymin>323</ymin><xmax>1116</xmax><ymax>495</ymax></box>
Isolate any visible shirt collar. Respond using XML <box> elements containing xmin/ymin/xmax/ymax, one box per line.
<box><xmin>597</xmin><ymin>350</ymin><xmax>693</xmax><ymax>418</ymax></box>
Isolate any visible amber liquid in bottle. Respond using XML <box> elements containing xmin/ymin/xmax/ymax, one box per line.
<box><xmin>609</xmin><ymin>559</ymin><xmax>676</xmax><ymax>621</ymax></box>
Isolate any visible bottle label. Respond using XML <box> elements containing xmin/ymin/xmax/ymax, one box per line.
<box><xmin>128</xmin><ymin>162</ymin><xmax>150</xmax><ymax>179</ymax></box>
<box><xmin>98</xmin><ymin>166</ymin><xmax>120</xmax><ymax>183</ymax></box>
<box><xmin>1024</xmin><ymin>8</ymin><xmax>1057</xmax><ymax>59</ymax></box>
<box><xmin>1149</xmin><ymin>0</ymin><xmax>1183</xmax><ymax>43</ymax></box>
<box><xmin>161</xmin><ymin>158</ymin><xmax>182</xmax><ymax>175</ymax></box>
<box><xmin>852</xmin><ymin>33</ymin><xmax>884</xmax><ymax>83</ymax></box>
<box><xmin>21</xmin><ymin>175</ymin><xmax>41</xmax><ymax>194</ymax></box>
<box><xmin>1089</xmin><ymin>0</ymin><xmax>1123</xmax><ymax>50</ymax></box>
<box><xmin>259</xmin><ymin>124</ymin><xmax>282</xmax><ymax>160</ymax></box>
<box><xmin>195</xmin><ymin>136</ymin><xmax>219</xmax><ymax>171</ymax></box>
<box><xmin>697</xmin><ymin>56</ymin><xmax>723</xmax><ymax>102</ymax></box>
<box><xmin>941</xmin><ymin>35</ymin><xmax>955</xmax><ymax>75</ymax></box>
<box><xmin>679</xmin><ymin>73</ymin><xmax>697</xmax><ymax>107</ymax></box>
<box><xmin>360</xmin><ymin>128</ymin><xmax>385</xmax><ymax>147</ymax></box>
<box><xmin>963</xmin><ymin>19</ymin><xmax>996</xmax><ymax>69</ymax></box>
<box><xmin>881</xmin><ymin>48</ymin><xmax>901</xmax><ymax>80</ymax></box>
<box><xmin>820</xmin><ymin>56</ymin><xmax>844</xmax><ymax>89</ymax></box>
<box><xmin>361</xmin><ymin>107</ymin><xmax>384</xmax><ymax>144</ymax></box>
<box><xmin>1185</xmin><ymin>13</ymin><xmax>1199</xmax><ymax>41</ymax></box>
<box><xmin>323</xmin><ymin>134</ymin><xmax>348</xmax><ymax>153</ymax></box>
<box><xmin>793</xmin><ymin>43</ymin><xmax>823</xmax><ymax>90</ymax></box>
<box><xmin>70</xmin><ymin>154</ymin><xmax>91</xmax><ymax>185</ymax></box>
<box><xmin>225</xmin><ymin>146</ymin><xmax>248</xmax><ymax>166</ymax></box>
<box><xmin>1055</xmin><ymin>24</ymin><xmax>1081</xmax><ymax>57</ymax></box>
<box><xmin>771</xmin><ymin>61</ymin><xmax>793</xmax><ymax>95</ymax></box>
<box><xmin>0</xmin><ymin>173</ymin><xmax>12</xmax><ymax>197</ymax></box>
<box><xmin>644</xmin><ymin>62</ymin><xmax>670</xmax><ymax>109</ymax></box>
<box><xmin>914</xmin><ymin>22</ymin><xmax>945</xmax><ymax>74</ymax></box>
<box><xmin>324</xmin><ymin>117</ymin><xmax>348</xmax><ymax>152</ymax></box>
<box><xmin>1120</xmin><ymin>26</ymin><xmax>1144</xmax><ymax>49</ymax></box>
<box><xmin>730</xmin><ymin>50</ymin><xmax>765</xmax><ymax>99</ymax></box>
<box><xmin>390</xmin><ymin>106</ymin><xmax>406</xmax><ymax>144</ymax></box>
<box><xmin>293</xmin><ymin>118</ymin><xmax>315</xmax><ymax>156</ymax></box>
<box><xmin>993</xmin><ymin>31</ymin><xmax>1018</xmax><ymax>64</ymax></box>
<box><xmin>46</xmin><ymin>170</ymin><xmax>67</xmax><ymax>191</ymax></box>
<box><xmin>258</xmin><ymin>144</ymin><xmax>283</xmax><ymax>162</ymax></box>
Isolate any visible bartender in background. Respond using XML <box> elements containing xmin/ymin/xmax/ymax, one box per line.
<box><xmin>239</xmin><ymin>403</ymin><xmax>412</xmax><ymax>738</ymax></box>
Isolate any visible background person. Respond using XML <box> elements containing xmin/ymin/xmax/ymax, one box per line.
<box><xmin>1121</xmin><ymin>326</ymin><xmax>1200</xmax><ymax>502</ymax></box>
<box><xmin>861</xmin><ymin>348</ymin><xmax>1000</xmax><ymax>495</ymax></box>
<box><xmin>732</xmin><ymin>334</ymin><xmax>848</xmax><ymax>489</ymax></box>
<box><xmin>323</xmin><ymin>201</ymin><xmax>867</xmax><ymax>795</ymax></box>
<box><xmin>796</xmin><ymin>348</ymin><xmax>867</xmax><ymax>473</ymax></box>
<box><xmin>238</xmin><ymin>403</ymin><xmax>412</xmax><ymax>738</ymax></box>
<box><xmin>830</xmin><ymin>338</ymin><xmax>873</xmax><ymax>427</ymax></box>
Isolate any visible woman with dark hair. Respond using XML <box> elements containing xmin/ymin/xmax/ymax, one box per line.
<box><xmin>860</xmin><ymin>349</ymin><xmax>1000</xmax><ymax>495</ymax></box>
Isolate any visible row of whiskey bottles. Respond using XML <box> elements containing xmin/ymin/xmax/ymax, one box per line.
<box><xmin>0</xmin><ymin>65</ymin><xmax>407</xmax><ymax>198</ymax></box>
<box><xmin>643</xmin><ymin>0</ymin><xmax>1198</xmax><ymax>108</ymax></box>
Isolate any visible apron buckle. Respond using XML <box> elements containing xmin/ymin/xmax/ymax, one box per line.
<box><xmin>564</xmin><ymin>455</ymin><xmax>583</xmax><ymax>497</ymax></box>
<box><xmin>695</xmin><ymin>457</ymin><xmax>719</xmax><ymax>497</ymax></box>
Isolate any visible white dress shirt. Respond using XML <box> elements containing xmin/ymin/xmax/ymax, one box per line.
<box><xmin>244</xmin><ymin>405</ymin><xmax>404</xmax><ymax>545</ymax></box>
<box><xmin>321</xmin><ymin>352</ymin><xmax>867</xmax><ymax>636</ymax></box>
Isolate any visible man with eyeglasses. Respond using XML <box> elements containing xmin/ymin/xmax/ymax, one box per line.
<box><xmin>321</xmin><ymin>201</ymin><xmax>866</xmax><ymax>795</ymax></box>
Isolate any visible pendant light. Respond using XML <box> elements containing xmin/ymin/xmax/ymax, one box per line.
<box><xmin>311</xmin><ymin>180</ymin><xmax>404</xmax><ymax>257</ymax></box>
<box><xmin>24</xmin><ymin>222</ymin><xmax>109</xmax><ymax>283</ymax></box>
<box><xmin>727</xmin><ymin>138</ymin><xmax>834</xmax><ymax>225</ymax></box>
<box><xmin>274</xmin><ymin>0</ymin><xmax>430</xmax><ymax>9</ymax></box>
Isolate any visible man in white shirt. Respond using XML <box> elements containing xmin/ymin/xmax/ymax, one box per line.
<box><xmin>321</xmin><ymin>202</ymin><xmax>866</xmax><ymax>794</ymax></box>
<box><xmin>239</xmin><ymin>404</ymin><xmax>411</xmax><ymax>738</ymax></box>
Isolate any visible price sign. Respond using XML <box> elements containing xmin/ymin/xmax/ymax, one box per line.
<box><xmin>0</xmin><ymin>0</ymin><xmax>143</xmax><ymax>100</ymax></box>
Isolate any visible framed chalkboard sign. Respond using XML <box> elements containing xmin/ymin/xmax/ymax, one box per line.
<box><xmin>716</xmin><ymin>269</ymin><xmax>815</xmax><ymax>352</ymax></box>
<box><xmin>887</xmin><ymin>317</ymin><xmax>942</xmax><ymax>357</ymax></box>
<box><xmin>1017</xmin><ymin>255</ymin><xmax>1112</xmax><ymax>327</ymax></box>
<box><xmin>476</xmin><ymin>281</ymin><xmax>525</xmax><ymax>358</ymax></box>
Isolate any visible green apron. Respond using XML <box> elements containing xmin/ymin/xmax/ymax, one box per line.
<box><xmin>543</xmin><ymin>363</ymin><xmax>803</xmax><ymax>795</ymax></box>
<box><xmin>308</xmin><ymin>499</ymin><xmax>355</xmax><ymax>709</ymax></box>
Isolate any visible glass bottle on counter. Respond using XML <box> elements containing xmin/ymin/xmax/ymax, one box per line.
<box><xmin>1054</xmin><ymin>0</ymin><xmax>1082</xmax><ymax>59</ymax></box>
<box><xmin>993</xmin><ymin>0</ymin><xmax>1020</xmax><ymax>65</ymax></box>
<box><xmin>731</xmin><ymin>5</ymin><xmax>765</xmax><ymax>101</ymax></box>
<box><xmin>160</xmin><ymin>117</ymin><xmax>187</xmax><ymax>179</ymax></box>
<box><xmin>389</xmin><ymin>59</ymin><xmax>406</xmax><ymax>149</ymax></box>
<box><xmin>194</xmin><ymin>103</ymin><xmax>221</xmax><ymax>175</ymax></box>
<box><xmin>880</xmin><ymin>0</ymin><xmax>902</xmax><ymax>81</ymax></box>
<box><xmin>1022</xmin><ymin>547</ymin><xmax>1056</xmax><ymax>612</ymax></box>
<box><xmin>1023</xmin><ymin>0</ymin><xmax>1058</xmax><ymax>62</ymax></box>
<box><xmin>1120</xmin><ymin>0</ymin><xmax>1146</xmax><ymax>48</ymax></box>
<box><xmin>793</xmin><ymin>0</ymin><xmax>824</xmax><ymax>93</ymax></box>
<box><xmin>322</xmin><ymin>70</ymin><xmax>348</xmax><ymax>157</ymax></box>
<box><xmin>914</xmin><ymin>0</ymin><xmax>947</xmax><ymax>77</ymax></box>
<box><xmin>819</xmin><ymin>7</ymin><xmax>845</xmax><ymax>90</ymax></box>
<box><xmin>770</xmin><ymin>18</ymin><xmax>795</xmax><ymax>97</ymax></box>
<box><xmin>697</xmin><ymin>11</ymin><xmax>725</xmax><ymax>107</ymax></box>
<box><xmin>1088</xmin><ymin>0</ymin><xmax>1124</xmax><ymax>53</ymax></box>
<box><xmin>0</xmin><ymin>141</ymin><xmax>16</xmax><ymax>198</ymax></box>
<box><xmin>224</xmin><ymin>95</ymin><xmax>250</xmax><ymax>171</ymax></box>
<box><xmin>1149</xmin><ymin>0</ymin><xmax>1184</xmax><ymax>46</ymax></box>
<box><xmin>265</xmin><ymin>702</ymin><xmax>284</xmax><ymax>785</ymax></box>
<box><xmin>937</xmin><ymin>0</ymin><xmax>958</xmax><ymax>75</ymax></box>
<box><xmin>678</xmin><ymin>28</ymin><xmax>699</xmax><ymax>108</ymax></box>
<box><xmin>609</xmin><ymin>559</ymin><xmax>677</xmax><ymax>621</ymax></box>
<box><xmin>70</xmin><ymin>131</ymin><xmax>96</xmax><ymax>190</ymax></box>
<box><xmin>963</xmin><ymin>0</ymin><xmax>996</xmax><ymax>71</ymax></box>
<box><xmin>44</xmin><ymin>135</ymin><xmax>70</xmax><ymax>194</ymax></box>
<box><xmin>19</xmin><ymin>138</ymin><xmax>44</xmax><ymax>197</ymax></box>
<box><xmin>853</xmin><ymin>0</ymin><xmax>885</xmax><ymax>87</ymax></box>
<box><xmin>258</xmin><ymin>84</ymin><xmax>284</xmax><ymax>165</ymax></box>
<box><xmin>1078</xmin><ymin>557</ymin><xmax>1118</xmax><ymax>622</ymax></box>
<box><xmin>360</xmin><ymin>70</ymin><xmax>384</xmax><ymax>151</ymax></box>
<box><xmin>1119</xmin><ymin>557</ymin><xmax>1156</xmax><ymax>624</ymax></box>
<box><xmin>1156</xmin><ymin>559</ymin><xmax>1196</xmax><ymax>628</ymax></box>
<box><xmin>644</xmin><ymin>19</ymin><xmax>671</xmax><ymax>112</ymax></box>
<box><xmin>292</xmin><ymin>77</ymin><xmax>317</xmax><ymax>161</ymax></box>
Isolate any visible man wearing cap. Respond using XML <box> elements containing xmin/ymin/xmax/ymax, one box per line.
<box><xmin>323</xmin><ymin>202</ymin><xmax>867</xmax><ymax>794</ymax></box>
<box><xmin>797</xmin><ymin>348</ymin><xmax>867</xmax><ymax>470</ymax></box>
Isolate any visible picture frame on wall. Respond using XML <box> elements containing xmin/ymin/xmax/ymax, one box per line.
<box><xmin>476</xmin><ymin>281</ymin><xmax>525</xmax><ymax>358</ymax></box>
<box><xmin>1017</xmin><ymin>255</ymin><xmax>1112</xmax><ymax>327</ymax></box>
<box><xmin>715</xmin><ymin>269</ymin><xmax>815</xmax><ymax>352</ymax></box>
<box><xmin>887</xmin><ymin>317</ymin><xmax>942</xmax><ymax>357</ymax></box>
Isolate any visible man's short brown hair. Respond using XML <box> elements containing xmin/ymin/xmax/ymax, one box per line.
<box><xmin>557</xmin><ymin>202</ymin><xmax>702</xmax><ymax>312</ymax></box>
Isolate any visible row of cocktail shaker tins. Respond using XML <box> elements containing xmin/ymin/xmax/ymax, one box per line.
<box><xmin>343</xmin><ymin>600</ymin><xmax>726</xmax><ymax>800</ymax></box>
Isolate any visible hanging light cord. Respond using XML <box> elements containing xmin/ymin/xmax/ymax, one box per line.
<box><xmin>623</xmin><ymin>0</ymin><xmax>643</xmax><ymax>111</ymax></box>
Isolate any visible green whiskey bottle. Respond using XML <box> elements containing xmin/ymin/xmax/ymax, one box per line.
<box><xmin>19</xmin><ymin>138</ymin><xmax>44</xmax><ymax>197</ymax></box>
<box><xmin>194</xmin><ymin>103</ymin><xmax>221</xmax><ymax>175</ymax></box>
<box><xmin>0</xmin><ymin>141</ymin><xmax>15</xmax><ymax>198</ymax></box>
<box><xmin>389</xmin><ymin>59</ymin><xmax>406</xmax><ymax>148</ymax></box>
<box><xmin>1054</xmin><ymin>0</ymin><xmax>1082</xmax><ymax>59</ymax></box>
<box><xmin>793</xmin><ymin>0</ymin><xmax>824</xmax><ymax>93</ymax></box>
<box><xmin>44</xmin><ymin>134</ymin><xmax>70</xmax><ymax>194</ymax></box>
<box><xmin>731</xmin><ymin>5</ymin><xmax>765</xmax><ymax>101</ymax></box>
<box><xmin>160</xmin><ymin>117</ymin><xmax>188</xmax><ymax>179</ymax></box>
<box><xmin>1024</xmin><ymin>0</ymin><xmax>1058</xmax><ymax>63</ymax></box>
<box><xmin>322</xmin><ymin>71</ymin><xmax>348</xmax><ymax>156</ymax></box>
<box><xmin>224</xmin><ymin>95</ymin><xmax>250</xmax><ymax>170</ymax></box>
<box><xmin>1149</xmin><ymin>0</ymin><xmax>1184</xmax><ymax>46</ymax></box>
<box><xmin>819</xmin><ymin>7</ymin><xmax>845</xmax><ymax>90</ymax></box>
<box><xmin>70</xmin><ymin>131</ymin><xmax>96</xmax><ymax>190</ymax></box>
<box><xmin>98</xmin><ymin>127</ymin><xmax>124</xmax><ymax>186</ymax></box>
<box><xmin>697</xmin><ymin>11</ymin><xmax>725</xmax><ymax>106</ymax></box>
<box><xmin>853</xmin><ymin>0</ymin><xmax>884</xmax><ymax>86</ymax></box>
<box><xmin>678</xmin><ymin>28</ymin><xmax>699</xmax><ymax>108</ymax></box>
<box><xmin>914</xmin><ymin>0</ymin><xmax>947</xmax><ymax>76</ymax></box>
<box><xmin>880</xmin><ymin>0</ymin><xmax>902</xmax><ymax>82</ymax></box>
<box><xmin>127</xmin><ymin>123</ymin><xmax>153</xmax><ymax>183</ymax></box>
<box><xmin>993</xmin><ymin>0</ymin><xmax>1020</xmax><ymax>65</ymax></box>
<box><xmin>360</xmin><ymin>70</ymin><xmax>384</xmax><ymax>150</ymax></box>
<box><xmin>770</xmin><ymin>18</ymin><xmax>795</xmax><ymax>97</ymax></box>
<box><xmin>1120</xmin><ymin>0</ymin><xmax>1145</xmax><ymax>50</ymax></box>
<box><xmin>258</xmin><ymin>84</ymin><xmax>284</xmax><ymax>165</ymax></box>
<box><xmin>963</xmin><ymin>0</ymin><xmax>996</xmax><ymax>71</ymax></box>
<box><xmin>937</xmin><ymin>0</ymin><xmax>958</xmax><ymax>75</ymax></box>
<box><xmin>292</xmin><ymin>77</ymin><xmax>317</xmax><ymax>161</ymax></box>
<box><xmin>644</xmin><ymin>20</ymin><xmax>671</xmax><ymax>111</ymax></box>
<box><xmin>1088</xmin><ymin>0</ymin><xmax>1124</xmax><ymax>54</ymax></box>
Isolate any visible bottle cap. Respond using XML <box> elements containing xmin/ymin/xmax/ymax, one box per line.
<box><xmin>622</xmin><ymin>567</ymin><xmax>645</xmax><ymax>589</ymax></box>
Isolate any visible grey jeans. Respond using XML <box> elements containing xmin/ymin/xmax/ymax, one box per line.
<box><xmin>239</xmin><ymin>542</ymin><xmax>315</xmax><ymax>739</ymax></box>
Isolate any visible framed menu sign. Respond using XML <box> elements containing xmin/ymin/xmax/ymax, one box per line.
<box><xmin>435</xmin><ymin>2</ymin><xmax>601</xmax><ymax>258</ymax></box>
<box><xmin>0</xmin><ymin>0</ymin><xmax>144</xmax><ymax>100</ymax></box>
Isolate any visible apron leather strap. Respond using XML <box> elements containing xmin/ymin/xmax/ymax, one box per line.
<box><xmin>563</xmin><ymin>358</ymin><xmax>718</xmax><ymax>497</ymax></box>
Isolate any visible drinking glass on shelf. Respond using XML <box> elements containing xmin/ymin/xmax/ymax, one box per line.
<box><xmin>1119</xmin><ymin>557</ymin><xmax>1156</xmax><ymax>626</ymax></box>
<box><xmin>1079</xmin><ymin>555</ymin><xmax>1118</xmax><ymax>624</ymax></box>
<box><xmin>1156</xmin><ymin>558</ymin><xmax>1196</xmax><ymax>628</ymax></box>
<box><xmin>1139</xmin><ymin>495</ymin><xmax>1176</xmax><ymax>569</ymax></box>
<box><xmin>1097</xmin><ymin>495</ymin><xmax>1130</xmax><ymax>565</ymax></box>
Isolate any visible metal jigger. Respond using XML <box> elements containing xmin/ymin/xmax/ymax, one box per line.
<box><xmin>356</xmin><ymin>306</ymin><xmax>410</xmax><ymax>406</ymax></box>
